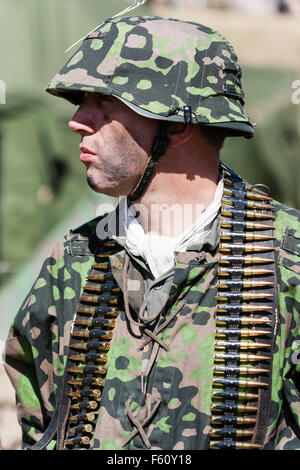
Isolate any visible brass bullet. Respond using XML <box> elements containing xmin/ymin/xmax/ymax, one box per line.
<box><xmin>218</xmin><ymin>267</ymin><xmax>274</xmax><ymax>277</ymax></box>
<box><xmin>223</xmin><ymin>176</ymin><xmax>242</xmax><ymax>187</ymax></box>
<box><xmin>93</xmin><ymin>254</ymin><xmax>110</xmax><ymax>261</ymax></box>
<box><xmin>223</xmin><ymin>168</ymin><xmax>233</xmax><ymax>176</ymax></box>
<box><xmin>217</xmin><ymin>292</ymin><xmax>273</xmax><ymax>302</ymax></box>
<box><xmin>219</xmin><ymin>255</ymin><xmax>272</xmax><ymax>265</ymax></box>
<box><xmin>76</xmin><ymin>306</ymin><xmax>119</xmax><ymax>317</ymax></box>
<box><xmin>65</xmin><ymin>436</ymin><xmax>91</xmax><ymax>447</ymax></box>
<box><xmin>70</xmin><ymin>400</ymin><xmax>98</xmax><ymax>411</ymax></box>
<box><xmin>211</xmin><ymin>403</ymin><xmax>258</xmax><ymax>413</ymax></box>
<box><xmin>217</xmin><ymin>279</ymin><xmax>273</xmax><ymax>289</ymax></box>
<box><xmin>67</xmin><ymin>365</ymin><xmax>107</xmax><ymax>375</ymax></box>
<box><xmin>68</xmin><ymin>377</ymin><xmax>105</xmax><ymax>387</ymax></box>
<box><xmin>69</xmin><ymin>389</ymin><xmax>102</xmax><ymax>399</ymax></box>
<box><xmin>216</xmin><ymin>316</ymin><xmax>272</xmax><ymax>326</ymax></box>
<box><xmin>90</xmin><ymin>262</ymin><xmax>110</xmax><ymax>271</ymax></box>
<box><xmin>67</xmin><ymin>423</ymin><xmax>94</xmax><ymax>435</ymax></box>
<box><xmin>69</xmin><ymin>353</ymin><xmax>108</xmax><ymax>363</ymax></box>
<box><xmin>71</xmin><ymin>329</ymin><xmax>113</xmax><ymax>340</ymax></box>
<box><xmin>70</xmin><ymin>341</ymin><xmax>111</xmax><ymax>352</ymax></box>
<box><xmin>214</xmin><ymin>341</ymin><xmax>270</xmax><ymax>350</ymax></box>
<box><xmin>214</xmin><ymin>365</ymin><xmax>270</xmax><ymax>375</ymax></box>
<box><xmin>214</xmin><ymin>352</ymin><xmax>270</xmax><ymax>362</ymax></box>
<box><xmin>79</xmin><ymin>294</ymin><xmax>119</xmax><ymax>305</ymax></box>
<box><xmin>223</xmin><ymin>172</ymin><xmax>265</xmax><ymax>192</ymax></box>
<box><xmin>74</xmin><ymin>318</ymin><xmax>116</xmax><ymax>329</ymax></box>
<box><xmin>220</xmin><ymin>230</ymin><xmax>275</xmax><ymax>242</ymax></box>
<box><xmin>223</xmin><ymin>187</ymin><xmax>273</xmax><ymax>202</ymax></box>
<box><xmin>69</xmin><ymin>412</ymin><xmax>96</xmax><ymax>423</ymax></box>
<box><xmin>88</xmin><ymin>272</ymin><xmax>115</xmax><ymax>282</ymax></box>
<box><xmin>216</xmin><ymin>304</ymin><xmax>272</xmax><ymax>313</ymax></box>
<box><xmin>221</xmin><ymin>207</ymin><xmax>275</xmax><ymax>220</ymax></box>
<box><xmin>210</xmin><ymin>440</ymin><xmax>263</xmax><ymax>450</ymax></box>
<box><xmin>220</xmin><ymin>220</ymin><xmax>274</xmax><ymax>231</ymax></box>
<box><xmin>211</xmin><ymin>415</ymin><xmax>256</xmax><ymax>425</ymax></box>
<box><xmin>210</xmin><ymin>428</ymin><xmax>254</xmax><ymax>438</ymax></box>
<box><xmin>83</xmin><ymin>283</ymin><xmax>121</xmax><ymax>294</ymax></box>
<box><xmin>102</xmin><ymin>241</ymin><xmax>117</xmax><ymax>248</ymax></box>
<box><xmin>215</xmin><ymin>329</ymin><xmax>271</xmax><ymax>338</ymax></box>
<box><xmin>212</xmin><ymin>390</ymin><xmax>258</xmax><ymax>400</ymax></box>
<box><xmin>222</xmin><ymin>197</ymin><xmax>273</xmax><ymax>211</ymax></box>
<box><xmin>213</xmin><ymin>377</ymin><xmax>269</xmax><ymax>388</ymax></box>
<box><xmin>234</xmin><ymin>442</ymin><xmax>264</xmax><ymax>450</ymax></box>
<box><xmin>219</xmin><ymin>243</ymin><xmax>273</xmax><ymax>254</ymax></box>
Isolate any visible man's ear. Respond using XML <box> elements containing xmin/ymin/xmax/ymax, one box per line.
<box><xmin>167</xmin><ymin>122</ymin><xmax>194</xmax><ymax>149</ymax></box>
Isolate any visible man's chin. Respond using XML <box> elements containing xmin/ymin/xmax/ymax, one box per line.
<box><xmin>86</xmin><ymin>176</ymin><xmax>99</xmax><ymax>192</ymax></box>
<box><xmin>86</xmin><ymin>176</ymin><xmax>125</xmax><ymax>197</ymax></box>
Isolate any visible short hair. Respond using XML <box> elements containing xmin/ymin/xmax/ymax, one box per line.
<box><xmin>199</xmin><ymin>125</ymin><xmax>228</xmax><ymax>150</ymax></box>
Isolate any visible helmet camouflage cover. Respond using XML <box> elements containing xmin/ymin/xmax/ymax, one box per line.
<box><xmin>46</xmin><ymin>15</ymin><xmax>254</xmax><ymax>138</ymax></box>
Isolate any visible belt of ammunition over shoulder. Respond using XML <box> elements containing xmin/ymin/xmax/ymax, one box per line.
<box><xmin>209</xmin><ymin>163</ymin><xmax>277</xmax><ymax>450</ymax></box>
<box><xmin>61</xmin><ymin>241</ymin><xmax>122</xmax><ymax>450</ymax></box>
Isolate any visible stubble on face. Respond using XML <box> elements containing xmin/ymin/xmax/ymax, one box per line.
<box><xmin>84</xmin><ymin>107</ymin><xmax>156</xmax><ymax>196</ymax></box>
<box><xmin>70</xmin><ymin>94</ymin><xmax>158</xmax><ymax>197</ymax></box>
<box><xmin>85</xmin><ymin>126</ymin><xmax>150</xmax><ymax>196</ymax></box>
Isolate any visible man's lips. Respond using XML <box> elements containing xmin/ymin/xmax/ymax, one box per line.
<box><xmin>79</xmin><ymin>146</ymin><xmax>96</xmax><ymax>162</ymax></box>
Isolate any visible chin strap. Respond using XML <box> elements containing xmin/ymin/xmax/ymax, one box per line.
<box><xmin>127</xmin><ymin>121</ymin><xmax>169</xmax><ymax>202</ymax></box>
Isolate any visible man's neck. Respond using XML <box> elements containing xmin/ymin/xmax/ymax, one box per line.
<box><xmin>129</xmin><ymin>154</ymin><xmax>220</xmax><ymax>237</ymax></box>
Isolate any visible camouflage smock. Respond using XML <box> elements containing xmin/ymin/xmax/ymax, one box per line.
<box><xmin>4</xmin><ymin>180</ymin><xmax>300</xmax><ymax>450</ymax></box>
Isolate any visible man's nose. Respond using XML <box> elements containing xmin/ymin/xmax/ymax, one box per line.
<box><xmin>68</xmin><ymin>106</ymin><xmax>94</xmax><ymax>135</ymax></box>
<box><xmin>68</xmin><ymin>118</ymin><xmax>94</xmax><ymax>135</ymax></box>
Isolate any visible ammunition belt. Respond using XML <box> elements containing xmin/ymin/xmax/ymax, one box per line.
<box><xmin>209</xmin><ymin>164</ymin><xmax>278</xmax><ymax>450</ymax></box>
<box><xmin>59</xmin><ymin>241</ymin><xmax>122</xmax><ymax>450</ymax></box>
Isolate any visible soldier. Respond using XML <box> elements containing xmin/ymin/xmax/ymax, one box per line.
<box><xmin>4</xmin><ymin>15</ymin><xmax>300</xmax><ymax>450</ymax></box>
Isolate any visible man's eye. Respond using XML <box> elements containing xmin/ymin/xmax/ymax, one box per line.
<box><xmin>96</xmin><ymin>96</ymin><xmax>117</xmax><ymax>111</ymax></box>
<box><xmin>97</xmin><ymin>96</ymin><xmax>113</xmax><ymax>104</ymax></box>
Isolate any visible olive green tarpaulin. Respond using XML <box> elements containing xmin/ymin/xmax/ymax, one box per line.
<box><xmin>0</xmin><ymin>0</ymin><xmax>149</xmax><ymax>344</ymax></box>
<box><xmin>0</xmin><ymin>0</ymin><xmax>149</xmax><ymax>270</ymax></box>
<box><xmin>222</xmin><ymin>66</ymin><xmax>300</xmax><ymax>208</ymax></box>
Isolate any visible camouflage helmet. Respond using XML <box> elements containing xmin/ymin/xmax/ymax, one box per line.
<box><xmin>46</xmin><ymin>15</ymin><xmax>254</xmax><ymax>138</ymax></box>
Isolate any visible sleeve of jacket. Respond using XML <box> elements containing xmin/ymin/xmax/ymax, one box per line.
<box><xmin>4</xmin><ymin>234</ymin><xmax>92</xmax><ymax>449</ymax></box>
<box><xmin>268</xmin><ymin>204</ymin><xmax>300</xmax><ymax>450</ymax></box>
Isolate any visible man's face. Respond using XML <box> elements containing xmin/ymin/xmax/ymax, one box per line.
<box><xmin>69</xmin><ymin>93</ymin><xmax>158</xmax><ymax>197</ymax></box>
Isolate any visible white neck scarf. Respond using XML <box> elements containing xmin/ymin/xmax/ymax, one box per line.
<box><xmin>124</xmin><ymin>177</ymin><xmax>223</xmax><ymax>278</ymax></box>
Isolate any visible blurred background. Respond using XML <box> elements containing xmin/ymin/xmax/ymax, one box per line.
<box><xmin>0</xmin><ymin>0</ymin><xmax>299</xmax><ymax>450</ymax></box>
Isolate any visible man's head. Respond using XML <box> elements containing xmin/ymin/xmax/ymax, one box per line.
<box><xmin>68</xmin><ymin>91</ymin><xmax>223</xmax><ymax>198</ymax></box>
<box><xmin>46</xmin><ymin>15</ymin><xmax>254</xmax><ymax>198</ymax></box>
<box><xmin>68</xmin><ymin>93</ymin><xmax>158</xmax><ymax>197</ymax></box>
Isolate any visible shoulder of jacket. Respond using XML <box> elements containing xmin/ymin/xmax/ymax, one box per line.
<box><xmin>69</xmin><ymin>215</ymin><xmax>104</xmax><ymax>237</ymax></box>
<box><xmin>60</xmin><ymin>215</ymin><xmax>107</xmax><ymax>257</ymax></box>
<box><xmin>62</xmin><ymin>208</ymin><xmax>121</xmax><ymax>256</ymax></box>
<box><xmin>274</xmin><ymin>201</ymin><xmax>300</xmax><ymax>240</ymax></box>
<box><xmin>273</xmin><ymin>201</ymin><xmax>300</xmax><ymax>276</ymax></box>
<box><xmin>274</xmin><ymin>201</ymin><xmax>300</xmax><ymax>224</ymax></box>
